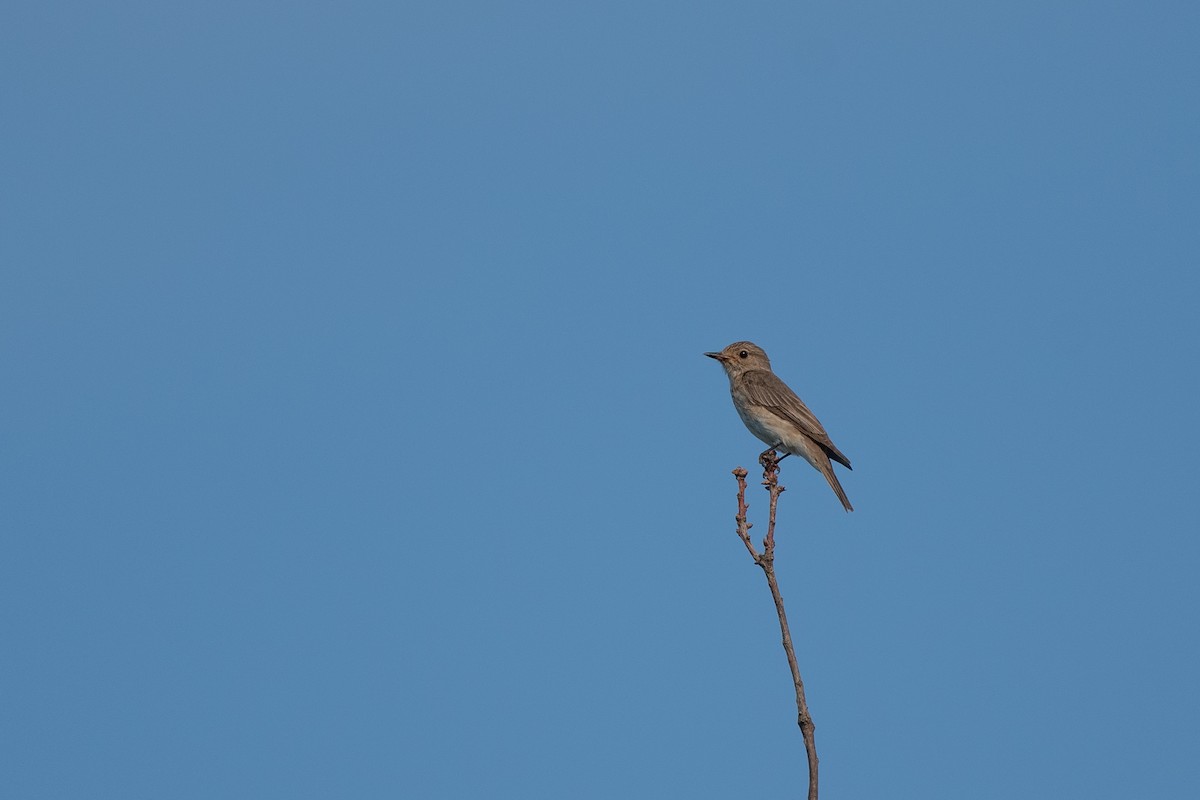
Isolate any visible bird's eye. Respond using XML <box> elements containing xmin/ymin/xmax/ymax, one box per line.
<box><xmin>739</xmin><ymin>350</ymin><xmax>749</xmax><ymax>358</ymax></box>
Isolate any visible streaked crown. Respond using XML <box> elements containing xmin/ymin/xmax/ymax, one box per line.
<box><xmin>705</xmin><ymin>341</ymin><xmax>772</xmax><ymax>373</ymax></box>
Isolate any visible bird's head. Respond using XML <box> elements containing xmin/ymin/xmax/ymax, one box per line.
<box><xmin>704</xmin><ymin>341</ymin><xmax>772</xmax><ymax>375</ymax></box>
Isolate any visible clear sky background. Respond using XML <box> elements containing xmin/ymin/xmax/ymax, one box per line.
<box><xmin>4</xmin><ymin>2</ymin><xmax>1199</xmax><ymax>798</ymax></box>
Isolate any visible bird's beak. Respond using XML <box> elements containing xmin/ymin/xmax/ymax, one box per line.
<box><xmin>704</xmin><ymin>351</ymin><xmax>726</xmax><ymax>362</ymax></box>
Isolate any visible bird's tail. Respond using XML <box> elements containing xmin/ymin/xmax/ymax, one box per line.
<box><xmin>821</xmin><ymin>461</ymin><xmax>854</xmax><ymax>513</ymax></box>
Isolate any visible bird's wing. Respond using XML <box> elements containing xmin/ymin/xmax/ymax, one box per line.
<box><xmin>740</xmin><ymin>370</ymin><xmax>852</xmax><ymax>469</ymax></box>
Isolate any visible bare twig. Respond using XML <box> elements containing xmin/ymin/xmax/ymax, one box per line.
<box><xmin>731</xmin><ymin>450</ymin><xmax>819</xmax><ymax>800</ymax></box>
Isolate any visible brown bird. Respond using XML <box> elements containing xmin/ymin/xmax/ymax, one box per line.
<box><xmin>706</xmin><ymin>341</ymin><xmax>853</xmax><ymax>512</ymax></box>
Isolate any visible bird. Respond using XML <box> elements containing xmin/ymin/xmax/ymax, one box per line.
<box><xmin>706</xmin><ymin>341</ymin><xmax>853</xmax><ymax>512</ymax></box>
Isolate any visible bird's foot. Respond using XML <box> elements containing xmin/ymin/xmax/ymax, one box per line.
<box><xmin>758</xmin><ymin>447</ymin><xmax>781</xmax><ymax>470</ymax></box>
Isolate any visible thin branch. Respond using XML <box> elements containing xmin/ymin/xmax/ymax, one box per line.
<box><xmin>731</xmin><ymin>450</ymin><xmax>819</xmax><ymax>800</ymax></box>
<box><xmin>731</xmin><ymin>467</ymin><xmax>758</xmax><ymax>560</ymax></box>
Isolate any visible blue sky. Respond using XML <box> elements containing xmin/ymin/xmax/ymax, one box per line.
<box><xmin>3</xmin><ymin>2</ymin><xmax>1199</xmax><ymax>797</ymax></box>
